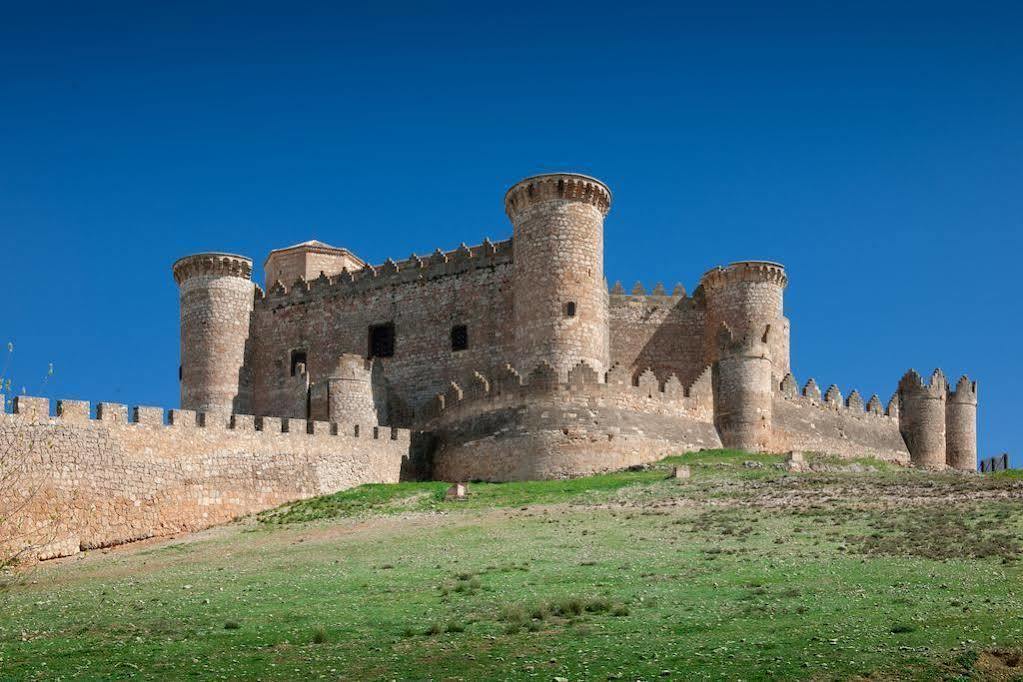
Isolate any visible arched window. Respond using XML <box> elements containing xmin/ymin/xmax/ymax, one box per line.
<box><xmin>565</xmin><ymin>301</ymin><xmax>577</xmax><ymax>317</ymax></box>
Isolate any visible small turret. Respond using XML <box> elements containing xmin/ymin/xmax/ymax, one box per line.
<box><xmin>713</xmin><ymin>323</ymin><xmax>774</xmax><ymax>452</ymax></box>
<box><xmin>945</xmin><ymin>375</ymin><xmax>978</xmax><ymax>471</ymax></box>
<box><xmin>897</xmin><ymin>369</ymin><xmax>947</xmax><ymax>468</ymax></box>
<box><xmin>309</xmin><ymin>354</ymin><xmax>381</xmax><ymax>425</ymax></box>
<box><xmin>172</xmin><ymin>253</ymin><xmax>255</xmax><ymax>414</ymax></box>
<box><xmin>506</xmin><ymin>173</ymin><xmax>612</xmax><ymax>380</ymax></box>
<box><xmin>700</xmin><ymin>261</ymin><xmax>790</xmax><ymax>380</ymax></box>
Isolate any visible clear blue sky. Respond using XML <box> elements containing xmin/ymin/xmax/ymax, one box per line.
<box><xmin>2</xmin><ymin>2</ymin><xmax>1020</xmax><ymax>462</ymax></box>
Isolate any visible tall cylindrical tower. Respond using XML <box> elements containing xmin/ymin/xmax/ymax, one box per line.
<box><xmin>713</xmin><ymin>324</ymin><xmax>774</xmax><ymax>452</ymax></box>
<box><xmin>945</xmin><ymin>375</ymin><xmax>978</xmax><ymax>471</ymax></box>
<box><xmin>897</xmin><ymin>369</ymin><xmax>947</xmax><ymax>468</ymax></box>
<box><xmin>172</xmin><ymin>253</ymin><xmax>255</xmax><ymax>414</ymax></box>
<box><xmin>506</xmin><ymin>173</ymin><xmax>611</xmax><ymax>380</ymax></box>
<box><xmin>700</xmin><ymin>261</ymin><xmax>790</xmax><ymax>380</ymax></box>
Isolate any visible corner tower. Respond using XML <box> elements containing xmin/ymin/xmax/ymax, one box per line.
<box><xmin>700</xmin><ymin>261</ymin><xmax>790</xmax><ymax>380</ymax></box>
<box><xmin>505</xmin><ymin>173</ymin><xmax>612</xmax><ymax>379</ymax></box>
<box><xmin>172</xmin><ymin>253</ymin><xmax>255</xmax><ymax>414</ymax></box>
<box><xmin>897</xmin><ymin>369</ymin><xmax>947</xmax><ymax>468</ymax></box>
<box><xmin>946</xmin><ymin>375</ymin><xmax>978</xmax><ymax>471</ymax></box>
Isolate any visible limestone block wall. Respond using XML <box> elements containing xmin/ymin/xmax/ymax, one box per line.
<box><xmin>0</xmin><ymin>396</ymin><xmax>410</xmax><ymax>561</ymax></box>
<box><xmin>608</xmin><ymin>283</ymin><xmax>708</xmax><ymax>389</ymax></box>
<box><xmin>772</xmin><ymin>373</ymin><xmax>910</xmax><ymax>463</ymax></box>
<box><xmin>249</xmin><ymin>239</ymin><xmax>516</xmax><ymax>422</ymax></box>
<box><xmin>422</xmin><ymin>360</ymin><xmax>721</xmax><ymax>481</ymax></box>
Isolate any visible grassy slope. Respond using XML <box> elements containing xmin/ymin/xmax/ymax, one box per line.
<box><xmin>3</xmin><ymin>451</ymin><xmax>1023</xmax><ymax>680</ymax></box>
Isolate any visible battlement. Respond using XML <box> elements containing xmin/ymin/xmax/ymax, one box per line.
<box><xmin>609</xmin><ymin>280</ymin><xmax>691</xmax><ymax>302</ymax></box>
<box><xmin>948</xmin><ymin>375</ymin><xmax>978</xmax><ymax>404</ymax></box>
<box><xmin>172</xmin><ymin>252</ymin><xmax>252</xmax><ymax>284</ymax></box>
<box><xmin>504</xmin><ymin>173</ymin><xmax>612</xmax><ymax>219</ymax></box>
<box><xmin>898</xmin><ymin>368</ymin><xmax>948</xmax><ymax>399</ymax></box>
<box><xmin>698</xmin><ymin>261</ymin><xmax>788</xmax><ymax>292</ymax></box>
<box><xmin>255</xmin><ymin>237</ymin><xmax>513</xmax><ymax>304</ymax></box>
<box><xmin>422</xmin><ymin>359</ymin><xmax>714</xmax><ymax>423</ymax></box>
<box><xmin>0</xmin><ymin>394</ymin><xmax>409</xmax><ymax>444</ymax></box>
<box><xmin>776</xmin><ymin>372</ymin><xmax>898</xmax><ymax>420</ymax></box>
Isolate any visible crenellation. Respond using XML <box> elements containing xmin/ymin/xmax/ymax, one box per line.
<box><xmin>56</xmin><ymin>399</ymin><xmax>90</xmax><ymax>423</ymax></box>
<box><xmin>132</xmin><ymin>406</ymin><xmax>164</xmax><ymax>426</ymax></box>
<box><xmin>96</xmin><ymin>402</ymin><xmax>127</xmax><ymax>423</ymax></box>
<box><xmin>13</xmin><ymin>395</ymin><xmax>49</xmax><ymax>419</ymax></box>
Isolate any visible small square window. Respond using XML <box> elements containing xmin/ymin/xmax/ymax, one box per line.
<box><xmin>451</xmin><ymin>324</ymin><xmax>468</xmax><ymax>352</ymax></box>
<box><xmin>565</xmin><ymin>301</ymin><xmax>576</xmax><ymax>317</ymax></box>
<box><xmin>369</xmin><ymin>323</ymin><xmax>395</xmax><ymax>358</ymax></box>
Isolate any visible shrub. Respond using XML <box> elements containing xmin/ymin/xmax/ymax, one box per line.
<box><xmin>312</xmin><ymin>627</ymin><xmax>328</xmax><ymax>644</ymax></box>
<box><xmin>224</xmin><ymin>620</ymin><xmax>241</xmax><ymax>630</ymax></box>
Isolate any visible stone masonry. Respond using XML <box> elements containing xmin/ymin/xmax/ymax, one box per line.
<box><xmin>1</xmin><ymin>172</ymin><xmax>979</xmax><ymax>559</ymax></box>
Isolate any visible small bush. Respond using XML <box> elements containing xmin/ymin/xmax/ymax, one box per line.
<box><xmin>890</xmin><ymin>623</ymin><xmax>917</xmax><ymax>634</ymax></box>
<box><xmin>530</xmin><ymin>603</ymin><xmax>550</xmax><ymax>621</ymax></box>
<box><xmin>400</xmin><ymin>626</ymin><xmax>415</xmax><ymax>638</ymax></box>
<box><xmin>425</xmin><ymin>622</ymin><xmax>444</xmax><ymax>636</ymax></box>
<box><xmin>500</xmin><ymin>604</ymin><xmax>528</xmax><ymax>624</ymax></box>
<box><xmin>611</xmin><ymin>604</ymin><xmax>630</xmax><ymax>617</ymax></box>
<box><xmin>445</xmin><ymin>620</ymin><xmax>465</xmax><ymax>633</ymax></box>
<box><xmin>224</xmin><ymin>620</ymin><xmax>241</xmax><ymax>630</ymax></box>
<box><xmin>585</xmin><ymin>597</ymin><xmax>612</xmax><ymax>613</ymax></box>
<box><xmin>554</xmin><ymin>597</ymin><xmax>584</xmax><ymax>617</ymax></box>
<box><xmin>312</xmin><ymin>627</ymin><xmax>328</xmax><ymax>644</ymax></box>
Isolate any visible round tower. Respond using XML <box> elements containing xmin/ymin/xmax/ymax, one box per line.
<box><xmin>713</xmin><ymin>323</ymin><xmax>774</xmax><ymax>452</ymax></box>
<box><xmin>945</xmin><ymin>375</ymin><xmax>978</xmax><ymax>471</ymax></box>
<box><xmin>325</xmin><ymin>354</ymin><xmax>380</xmax><ymax>426</ymax></box>
<box><xmin>505</xmin><ymin>173</ymin><xmax>611</xmax><ymax>380</ymax></box>
<box><xmin>172</xmin><ymin>253</ymin><xmax>255</xmax><ymax>414</ymax></box>
<box><xmin>699</xmin><ymin>261</ymin><xmax>790</xmax><ymax>379</ymax></box>
<box><xmin>897</xmin><ymin>369</ymin><xmax>947</xmax><ymax>468</ymax></box>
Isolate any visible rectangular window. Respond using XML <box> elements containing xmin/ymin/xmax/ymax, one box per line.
<box><xmin>290</xmin><ymin>350</ymin><xmax>308</xmax><ymax>376</ymax></box>
<box><xmin>451</xmin><ymin>324</ymin><xmax>468</xmax><ymax>352</ymax></box>
<box><xmin>368</xmin><ymin>323</ymin><xmax>395</xmax><ymax>358</ymax></box>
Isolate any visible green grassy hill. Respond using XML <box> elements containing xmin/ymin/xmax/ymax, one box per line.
<box><xmin>4</xmin><ymin>451</ymin><xmax>1023</xmax><ymax>680</ymax></box>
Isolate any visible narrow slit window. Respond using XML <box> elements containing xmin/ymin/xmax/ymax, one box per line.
<box><xmin>451</xmin><ymin>324</ymin><xmax>468</xmax><ymax>352</ymax></box>
<box><xmin>368</xmin><ymin>323</ymin><xmax>395</xmax><ymax>358</ymax></box>
<box><xmin>290</xmin><ymin>350</ymin><xmax>307</xmax><ymax>376</ymax></box>
<box><xmin>565</xmin><ymin>301</ymin><xmax>577</xmax><ymax>317</ymax></box>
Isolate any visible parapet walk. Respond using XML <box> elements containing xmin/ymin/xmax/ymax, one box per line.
<box><xmin>0</xmin><ymin>394</ymin><xmax>411</xmax><ymax>562</ymax></box>
<box><xmin>1</xmin><ymin>394</ymin><xmax>409</xmax><ymax>443</ymax></box>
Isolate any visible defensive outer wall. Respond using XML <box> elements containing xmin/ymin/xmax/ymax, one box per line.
<box><xmin>1</xmin><ymin>394</ymin><xmax>411</xmax><ymax>561</ymax></box>
<box><xmin>3</xmin><ymin>172</ymin><xmax>980</xmax><ymax>560</ymax></box>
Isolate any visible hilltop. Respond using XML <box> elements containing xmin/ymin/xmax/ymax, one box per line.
<box><xmin>3</xmin><ymin>451</ymin><xmax>1023</xmax><ymax>680</ymax></box>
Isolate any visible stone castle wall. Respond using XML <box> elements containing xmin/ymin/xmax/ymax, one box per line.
<box><xmin>249</xmin><ymin>239</ymin><xmax>516</xmax><ymax>422</ymax></box>
<box><xmin>422</xmin><ymin>361</ymin><xmax>721</xmax><ymax>481</ymax></box>
<box><xmin>771</xmin><ymin>374</ymin><xmax>910</xmax><ymax>463</ymax></box>
<box><xmin>608</xmin><ymin>285</ymin><xmax>709</xmax><ymax>389</ymax></box>
<box><xmin>1</xmin><ymin>395</ymin><xmax>410</xmax><ymax>561</ymax></box>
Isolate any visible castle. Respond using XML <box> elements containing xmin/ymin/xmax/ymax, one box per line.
<box><xmin>173</xmin><ymin>173</ymin><xmax>977</xmax><ymax>479</ymax></box>
<box><xmin>0</xmin><ymin>172</ymin><xmax>978</xmax><ymax>561</ymax></box>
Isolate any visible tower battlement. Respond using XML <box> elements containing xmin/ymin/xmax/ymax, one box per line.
<box><xmin>504</xmin><ymin>173</ymin><xmax>612</xmax><ymax>219</ymax></box>
<box><xmin>172</xmin><ymin>252</ymin><xmax>252</xmax><ymax>284</ymax></box>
